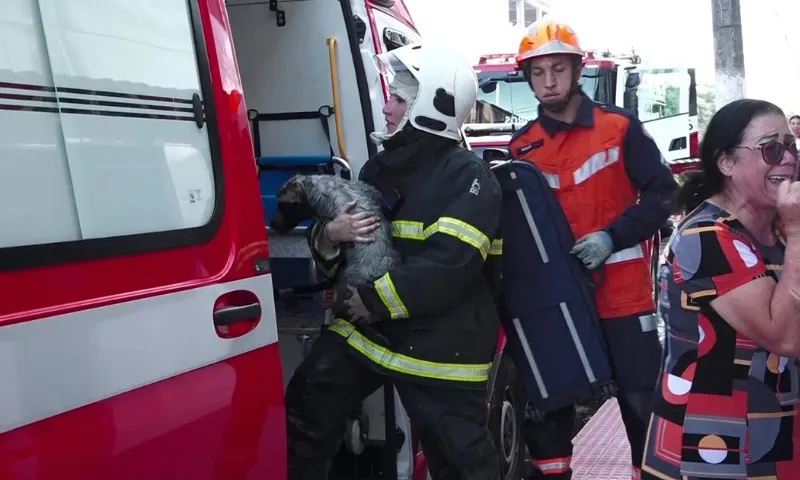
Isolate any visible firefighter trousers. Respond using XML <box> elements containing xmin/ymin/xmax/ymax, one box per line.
<box><xmin>524</xmin><ymin>312</ymin><xmax>662</xmax><ymax>479</ymax></box>
<box><xmin>285</xmin><ymin>328</ymin><xmax>501</xmax><ymax>480</ymax></box>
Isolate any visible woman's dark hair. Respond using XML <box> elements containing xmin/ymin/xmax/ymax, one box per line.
<box><xmin>789</xmin><ymin>114</ymin><xmax>800</xmax><ymax>123</ymax></box>
<box><xmin>675</xmin><ymin>99</ymin><xmax>784</xmax><ymax>213</ymax></box>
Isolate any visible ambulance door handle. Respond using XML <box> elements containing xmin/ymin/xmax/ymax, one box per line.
<box><xmin>213</xmin><ymin>302</ymin><xmax>262</xmax><ymax>326</ymax></box>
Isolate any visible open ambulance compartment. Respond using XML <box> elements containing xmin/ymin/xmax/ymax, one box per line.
<box><xmin>225</xmin><ymin>0</ymin><xmax>365</xmax><ymax>349</ymax></box>
<box><xmin>224</xmin><ymin>0</ymin><xmax>417</xmax><ymax>476</ymax></box>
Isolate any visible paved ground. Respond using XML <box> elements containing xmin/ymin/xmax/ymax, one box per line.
<box><xmin>572</xmin><ymin>399</ymin><xmax>632</xmax><ymax>480</ymax></box>
<box><xmin>571</xmin><ymin>245</ymin><xmax>667</xmax><ymax>479</ymax></box>
<box><xmin>572</xmin><ymin>244</ymin><xmax>666</xmax><ymax>479</ymax></box>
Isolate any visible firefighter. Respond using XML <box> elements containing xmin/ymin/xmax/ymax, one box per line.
<box><xmin>284</xmin><ymin>41</ymin><xmax>503</xmax><ymax>480</ymax></box>
<box><xmin>509</xmin><ymin>19</ymin><xmax>678</xmax><ymax>480</ymax></box>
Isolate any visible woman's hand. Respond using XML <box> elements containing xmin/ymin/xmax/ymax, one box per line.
<box><xmin>324</xmin><ymin>201</ymin><xmax>380</xmax><ymax>243</ymax></box>
<box><xmin>778</xmin><ymin>180</ymin><xmax>800</xmax><ymax>238</ymax></box>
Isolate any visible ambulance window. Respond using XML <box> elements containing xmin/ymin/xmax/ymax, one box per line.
<box><xmin>0</xmin><ymin>0</ymin><xmax>221</xmax><ymax>269</ymax></box>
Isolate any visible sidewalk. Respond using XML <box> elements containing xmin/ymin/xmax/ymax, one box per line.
<box><xmin>571</xmin><ymin>398</ymin><xmax>632</xmax><ymax>479</ymax></box>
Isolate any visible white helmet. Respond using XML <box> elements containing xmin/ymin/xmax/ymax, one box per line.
<box><xmin>373</xmin><ymin>42</ymin><xmax>478</xmax><ymax>142</ymax></box>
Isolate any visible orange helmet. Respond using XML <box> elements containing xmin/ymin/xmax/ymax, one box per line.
<box><xmin>516</xmin><ymin>19</ymin><xmax>583</xmax><ymax>64</ymax></box>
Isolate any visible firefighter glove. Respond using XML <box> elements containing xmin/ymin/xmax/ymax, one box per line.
<box><xmin>571</xmin><ymin>231</ymin><xmax>613</xmax><ymax>270</ymax></box>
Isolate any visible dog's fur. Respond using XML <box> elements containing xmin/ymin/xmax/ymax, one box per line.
<box><xmin>270</xmin><ymin>174</ymin><xmax>400</xmax><ymax>310</ymax></box>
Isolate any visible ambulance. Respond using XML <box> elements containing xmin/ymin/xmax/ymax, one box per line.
<box><xmin>0</xmin><ymin>1</ymin><xmax>526</xmax><ymax>479</ymax></box>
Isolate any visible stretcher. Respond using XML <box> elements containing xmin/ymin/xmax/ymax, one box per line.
<box><xmin>491</xmin><ymin>160</ymin><xmax>616</xmax><ymax>418</ymax></box>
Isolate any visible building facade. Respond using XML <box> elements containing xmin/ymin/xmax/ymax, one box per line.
<box><xmin>507</xmin><ymin>0</ymin><xmax>550</xmax><ymax>28</ymax></box>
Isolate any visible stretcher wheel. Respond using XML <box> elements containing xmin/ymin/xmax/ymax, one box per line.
<box><xmin>344</xmin><ymin>416</ymin><xmax>367</xmax><ymax>455</ymax></box>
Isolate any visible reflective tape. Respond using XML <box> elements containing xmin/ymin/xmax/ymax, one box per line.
<box><xmin>631</xmin><ymin>466</ymin><xmax>642</xmax><ymax>480</ymax></box>
<box><xmin>542</xmin><ymin>172</ymin><xmax>560</xmax><ymax>189</ymax></box>
<box><xmin>428</xmin><ymin>217</ymin><xmax>490</xmax><ymax>258</ymax></box>
<box><xmin>489</xmin><ymin>238</ymin><xmax>503</xmax><ymax>256</ymax></box>
<box><xmin>532</xmin><ymin>456</ymin><xmax>571</xmax><ymax>475</ymax></box>
<box><xmin>391</xmin><ymin>217</ymin><xmax>492</xmax><ymax>259</ymax></box>
<box><xmin>383</xmin><ymin>217</ymin><xmax>493</xmax><ymax>318</ymax></box>
<box><xmin>374</xmin><ymin>273</ymin><xmax>409</xmax><ymax>319</ymax></box>
<box><xmin>573</xmin><ymin>147</ymin><xmax>620</xmax><ymax>185</ymax></box>
<box><xmin>328</xmin><ymin>319</ymin><xmax>492</xmax><ymax>382</ymax></box>
<box><xmin>391</xmin><ymin>220</ymin><xmax>424</xmax><ymax>240</ymax></box>
<box><xmin>639</xmin><ymin>313</ymin><xmax>658</xmax><ymax>332</ymax></box>
<box><xmin>606</xmin><ymin>243</ymin><xmax>645</xmax><ymax>265</ymax></box>
<box><xmin>518</xmin><ymin>39</ymin><xmax>583</xmax><ymax>61</ymax></box>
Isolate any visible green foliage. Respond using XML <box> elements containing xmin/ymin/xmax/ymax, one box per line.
<box><xmin>696</xmin><ymin>83</ymin><xmax>716</xmax><ymax>136</ymax></box>
<box><xmin>664</xmin><ymin>86</ymin><xmax>680</xmax><ymax>117</ymax></box>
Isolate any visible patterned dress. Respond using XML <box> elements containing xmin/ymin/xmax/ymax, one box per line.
<box><xmin>641</xmin><ymin>201</ymin><xmax>800</xmax><ymax>479</ymax></box>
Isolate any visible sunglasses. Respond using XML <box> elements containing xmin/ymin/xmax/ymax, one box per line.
<box><xmin>734</xmin><ymin>139</ymin><xmax>799</xmax><ymax>165</ymax></box>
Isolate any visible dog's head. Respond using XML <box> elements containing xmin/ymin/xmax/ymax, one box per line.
<box><xmin>269</xmin><ymin>175</ymin><xmax>316</xmax><ymax>234</ymax></box>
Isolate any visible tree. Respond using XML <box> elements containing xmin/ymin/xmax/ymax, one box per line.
<box><xmin>664</xmin><ymin>86</ymin><xmax>680</xmax><ymax>117</ymax></box>
<box><xmin>697</xmin><ymin>83</ymin><xmax>716</xmax><ymax>136</ymax></box>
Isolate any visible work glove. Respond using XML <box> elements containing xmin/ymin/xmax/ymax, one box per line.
<box><xmin>571</xmin><ymin>231</ymin><xmax>613</xmax><ymax>270</ymax></box>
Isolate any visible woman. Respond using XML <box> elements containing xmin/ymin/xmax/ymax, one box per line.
<box><xmin>790</xmin><ymin>115</ymin><xmax>800</xmax><ymax>144</ymax></box>
<box><xmin>641</xmin><ymin>99</ymin><xmax>800</xmax><ymax>478</ymax></box>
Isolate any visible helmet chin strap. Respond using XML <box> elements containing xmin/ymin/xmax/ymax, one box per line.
<box><xmin>526</xmin><ymin>61</ymin><xmax>583</xmax><ymax>114</ymax></box>
<box><xmin>537</xmin><ymin>82</ymin><xmax>581</xmax><ymax>113</ymax></box>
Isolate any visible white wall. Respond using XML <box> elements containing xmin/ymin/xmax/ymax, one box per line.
<box><xmin>226</xmin><ymin>0</ymin><xmax>370</xmax><ymax>166</ymax></box>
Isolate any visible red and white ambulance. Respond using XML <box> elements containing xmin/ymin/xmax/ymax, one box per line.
<box><xmin>0</xmin><ymin>1</ymin><xmax>525</xmax><ymax>479</ymax></box>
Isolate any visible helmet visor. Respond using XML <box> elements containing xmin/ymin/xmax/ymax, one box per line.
<box><xmin>373</xmin><ymin>51</ymin><xmax>418</xmax><ymax>88</ymax></box>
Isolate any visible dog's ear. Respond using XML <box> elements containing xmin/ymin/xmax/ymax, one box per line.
<box><xmin>277</xmin><ymin>175</ymin><xmax>307</xmax><ymax>203</ymax></box>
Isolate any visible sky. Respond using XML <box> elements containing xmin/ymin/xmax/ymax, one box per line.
<box><xmin>404</xmin><ymin>0</ymin><xmax>800</xmax><ymax>113</ymax></box>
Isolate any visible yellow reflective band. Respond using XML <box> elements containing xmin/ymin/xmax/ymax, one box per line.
<box><xmin>391</xmin><ymin>217</ymin><xmax>491</xmax><ymax>259</ymax></box>
<box><xmin>489</xmin><ymin>238</ymin><xmax>503</xmax><ymax>256</ymax></box>
<box><xmin>424</xmin><ymin>217</ymin><xmax>490</xmax><ymax>259</ymax></box>
<box><xmin>391</xmin><ymin>220</ymin><xmax>426</xmax><ymax>239</ymax></box>
<box><xmin>328</xmin><ymin>318</ymin><xmax>491</xmax><ymax>382</ymax></box>
<box><xmin>374</xmin><ymin>272</ymin><xmax>409</xmax><ymax>319</ymax></box>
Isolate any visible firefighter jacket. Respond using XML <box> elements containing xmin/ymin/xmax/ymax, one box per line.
<box><xmin>308</xmin><ymin>132</ymin><xmax>503</xmax><ymax>389</ymax></box>
<box><xmin>509</xmin><ymin>93</ymin><xmax>677</xmax><ymax>319</ymax></box>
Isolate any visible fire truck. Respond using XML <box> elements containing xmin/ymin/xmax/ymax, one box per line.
<box><xmin>0</xmin><ymin>1</ymin><xmax>526</xmax><ymax>479</ymax></box>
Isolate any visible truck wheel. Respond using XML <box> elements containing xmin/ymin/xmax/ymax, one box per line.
<box><xmin>489</xmin><ymin>355</ymin><xmax>526</xmax><ymax>480</ymax></box>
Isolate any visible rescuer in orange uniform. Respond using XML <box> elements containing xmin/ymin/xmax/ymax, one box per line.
<box><xmin>509</xmin><ymin>19</ymin><xmax>678</xmax><ymax>480</ymax></box>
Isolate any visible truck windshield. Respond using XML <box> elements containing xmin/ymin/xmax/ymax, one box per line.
<box><xmin>467</xmin><ymin>66</ymin><xmax>606</xmax><ymax>128</ymax></box>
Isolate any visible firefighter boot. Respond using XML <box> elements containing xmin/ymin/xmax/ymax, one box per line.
<box><xmin>523</xmin><ymin>404</ymin><xmax>576</xmax><ymax>479</ymax></box>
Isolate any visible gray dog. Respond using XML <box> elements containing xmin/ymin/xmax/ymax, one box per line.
<box><xmin>269</xmin><ymin>174</ymin><xmax>400</xmax><ymax>319</ymax></box>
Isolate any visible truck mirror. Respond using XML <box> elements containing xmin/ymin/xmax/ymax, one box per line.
<box><xmin>479</xmin><ymin>80</ymin><xmax>498</xmax><ymax>94</ymax></box>
<box><xmin>482</xmin><ymin>148</ymin><xmax>509</xmax><ymax>163</ymax></box>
